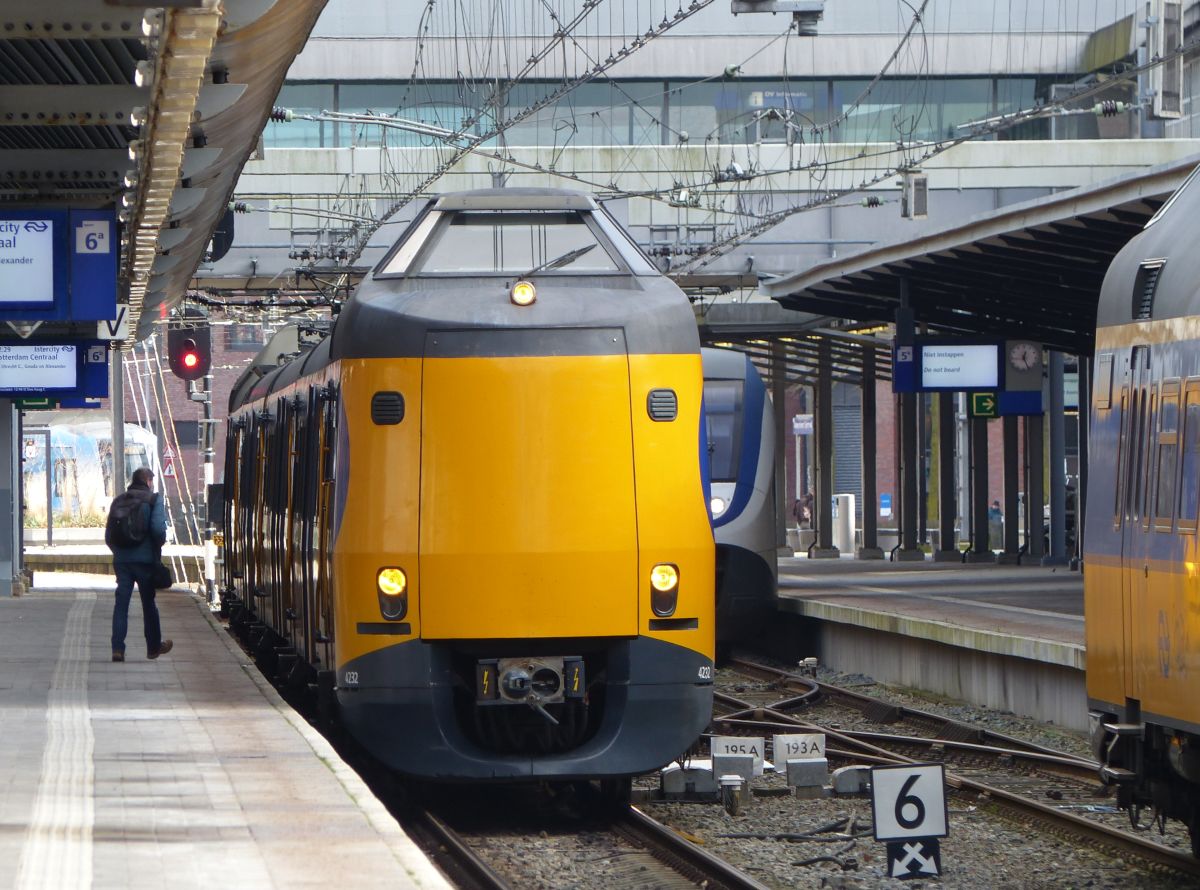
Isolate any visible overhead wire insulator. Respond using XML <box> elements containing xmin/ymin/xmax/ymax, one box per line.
<box><xmin>269</xmin><ymin>106</ymin><xmax>294</xmax><ymax>123</ymax></box>
<box><xmin>228</xmin><ymin>201</ymin><xmax>250</xmax><ymax>213</ymax></box>
<box><xmin>862</xmin><ymin>195</ymin><xmax>883</xmax><ymax>208</ymax></box>
<box><xmin>1093</xmin><ymin>100</ymin><xmax>1127</xmax><ymax>117</ymax></box>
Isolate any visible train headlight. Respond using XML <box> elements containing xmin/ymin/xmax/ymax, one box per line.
<box><xmin>650</xmin><ymin>563</ymin><xmax>679</xmax><ymax>617</ymax></box>
<box><xmin>377</xmin><ymin>567</ymin><xmax>408</xmax><ymax>621</ymax></box>
<box><xmin>710</xmin><ymin>496</ymin><xmax>727</xmax><ymax>517</ymax></box>
<box><xmin>510</xmin><ymin>280</ymin><xmax>537</xmax><ymax>306</ymax></box>
<box><xmin>378</xmin><ymin>568</ymin><xmax>407</xmax><ymax>596</ymax></box>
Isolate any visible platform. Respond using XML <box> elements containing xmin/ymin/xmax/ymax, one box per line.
<box><xmin>775</xmin><ymin>557</ymin><xmax>1087</xmax><ymax>730</ymax></box>
<box><xmin>1</xmin><ymin>573</ymin><xmax>449</xmax><ymax>890</ymax></box>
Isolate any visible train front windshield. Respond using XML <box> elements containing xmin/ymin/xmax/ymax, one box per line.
<box><xmin>387</xmin><ymin>210</ymin><xmax>624</xmax><ymax>275</ymax></box>
<box><xmin>705</xmin><ymin>380</ymin><xmax>744</xmax><ymax>483</ymax></box>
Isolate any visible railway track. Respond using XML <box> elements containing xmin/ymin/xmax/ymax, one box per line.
<box><xmin>417</xmin><ymin>797</ymin><xmax>769</xmax><ymax>890</ymax></box>
<box><xmin>715</xmin><ymin>656</ymin><xmax>1200</xmax><ymax>881</ymax></box>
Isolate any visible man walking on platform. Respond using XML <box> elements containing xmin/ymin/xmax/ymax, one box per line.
<box><xmin>105</xmin><ymin>467</ymin><xmax>173</xmax><ymax>662</ymax></box>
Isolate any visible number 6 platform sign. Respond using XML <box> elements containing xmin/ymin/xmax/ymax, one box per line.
<box><xmin>870</xmin><ymin>763</ymin><xmax>948</xmax><ymax>879</ymax></box>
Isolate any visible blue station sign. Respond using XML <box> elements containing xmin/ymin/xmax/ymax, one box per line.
<box><xmin>0</xmin><ymin>209</ymin><xmax>116</xmax><ymax>322</ymax></box>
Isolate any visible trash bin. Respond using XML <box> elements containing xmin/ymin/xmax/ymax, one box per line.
<box><xmin>832</xmin><ymin>494</ymin><xmax>855</xmax><ymax>553</ymax></box>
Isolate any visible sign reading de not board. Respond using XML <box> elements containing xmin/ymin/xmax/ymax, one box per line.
<box><xmin>0</xmin><ymin>344</ymin><xmax>78</xmax><ymax>391</ymax></box>
<box><xmin>0</xmin><ymin>219</ymin><xmax>55</xmax><ymax>304</ymax></box>
<box><xmin>920</xmin><ymin>343</ymin><xmax>998</xmax><ymax>390</ymax></box>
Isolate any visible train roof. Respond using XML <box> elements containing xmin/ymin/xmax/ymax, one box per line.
<box><xmin>431</xmin><ymin>188</ymin><xmax>597</xmax><ymax>212</ymax></box>
<box><xmin>1099</xmin><ymin>163</ymin><xmax>1200</xmax><ymax>327</ymax></box>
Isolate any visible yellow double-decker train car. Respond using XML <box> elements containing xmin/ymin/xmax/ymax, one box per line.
<box><xmin>1086</xmin><ymin>166</ymin><xmax>1200</xmax><ymax>854</ymax></box>
<box><xmin>220</xmin><ymin>189</ymin><xmax>715</xmax><ymax>783</ymax></box>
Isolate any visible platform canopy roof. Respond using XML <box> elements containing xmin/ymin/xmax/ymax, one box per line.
<box><xmin>760</xmin><ymin>154</ymin><xmax>1200</xmax><ymax>356</ymax></box>
<box><xmin>0</xmin><ymin>0</ymin><xmax>326</xmax><ymax>342</ymax></box>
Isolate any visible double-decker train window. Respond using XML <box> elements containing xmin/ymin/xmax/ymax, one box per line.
<box><xmin>704</xmin><ymin>380</ymin><xmax>744</xmax><ymax>483</ymax></box>
<box><xmin>1179</xmin><ymin>382</ymin><xmax>1200</xmax><ymax>529</ymax></box>
<box><xmin>1154</xmin><ymin>382</ymin><xmax>1181</xmax><ymax>528</ymax></box>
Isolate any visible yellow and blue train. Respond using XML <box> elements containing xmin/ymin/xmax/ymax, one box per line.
<box><xmin>1086</xmin><ymin>165</ymin><xmax>1200</xmax><ymax>854</ymax></box>
<box><xmin>220</xmin><ymin>189</ymin><xmax>715</xmax><ymax>781</ymax></box>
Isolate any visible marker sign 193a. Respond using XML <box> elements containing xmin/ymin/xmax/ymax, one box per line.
<box><xmin>870</xmin><ymin>763</ymin><xmax>948</xmax><ymax>841</ymax></box>
<box><xmin>773</xmin><ymin>732</ymin><xmax>825</xmax><ymax>761</ymax></box>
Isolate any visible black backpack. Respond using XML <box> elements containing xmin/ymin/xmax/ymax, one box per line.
<box><xmin>105</xmin><ymin>491</ymin><xmax>153</xmax><ymax>549</ymax></box>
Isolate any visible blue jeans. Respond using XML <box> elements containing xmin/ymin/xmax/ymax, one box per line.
<box><xmin>112</xmin><ymin>561</ymin><xmax>162</xmax><ymax>656</ymax></box>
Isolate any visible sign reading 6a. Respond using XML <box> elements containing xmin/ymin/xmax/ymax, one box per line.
<box><xmin>870</xmin><ymin>763</ymin><xmax>949</xmax><ymax>840</ymax></box>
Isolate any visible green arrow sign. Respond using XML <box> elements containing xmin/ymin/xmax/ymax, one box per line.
<box><xmin>970</xmin><ymin>393</ymin><xmax>997</xmax><ymax>418</ymax></box>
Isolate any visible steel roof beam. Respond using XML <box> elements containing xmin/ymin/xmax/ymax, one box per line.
<box><xmin>0</xmin><ymin>85</ymin><xmax>146</xmax><ymax>125</ymax></box>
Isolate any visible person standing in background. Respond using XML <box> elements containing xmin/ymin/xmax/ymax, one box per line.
<box><xmin>105</xmin><ymin>467</ymin><xmax>173</xmax><ymax>662</ymax></box>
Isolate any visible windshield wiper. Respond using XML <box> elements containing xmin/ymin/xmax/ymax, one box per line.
<box><xmin>521</xmin><ymin>243</ymin><xmax>596</xmax><ymax>277</ymax></box>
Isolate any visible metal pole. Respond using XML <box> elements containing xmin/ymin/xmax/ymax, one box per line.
<box><xmin>1026</xmin><ymin>411</ymin><xmax>1045</xmax><ymax>560</ymax></box>
<box><xmin>771</xmin><ymin>343</ymin><xmax>788</xmax><ymax>553</ymax></box>
<box><xmin>112</xmin><ymin>347</ymin><xmax>126</xmax><ymax>495</ymax></box>
<box><xmin>999</xmin><ymin>415</ymin><xmax>1020</xmax><ymax>563</ymax></box>
<box><xmin>859</xmin><ymin>345</ymin><xmax>883</xmax><ymax>558</ymax></box>
<box><xmin>967</xmin><ymin>417</ymin><xmax>994</xmax><ymax>562</ymax></box>
<box><xmin>201</xmin><ymin>371</ymin><xmax>217</xmax><ymax>604</ymax></box>
<box><xmin>895</xmin><ymin>277</ymin><xmax>922</xmax><ymax>560</ymax></box>
<box><xmin>935</xmin><ymin>391</ymin><xmax>958</xmax><ymax>560</ymax></box>
<box><xmin>813</xmin><ymin>338</ymin><xmax>838</xmax><ymax>557</ymax></box>
<box><xmin>956</xmin><ymin>392</ymin><xmax>971</xmax><ymax>542</ymax></box>
<box><xmin>1076</xmin><ymin>355</ymin><xmax>1090</xmax><ymax>569</ymax></box>
<box><xmin>1045</xmin><ymin>350</ymin><xmax>1069</xmax><ymax>565</ymax></box>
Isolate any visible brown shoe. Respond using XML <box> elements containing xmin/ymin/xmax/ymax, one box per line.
<box><xmin>112</xmin><ymin>651</ymin><xmax>124</xmax><ymax>662</ymax></box>
<box><xmin>148</xmin><ymin>639</ymin><xmax>173</xmax><ymax>659</ymax></box>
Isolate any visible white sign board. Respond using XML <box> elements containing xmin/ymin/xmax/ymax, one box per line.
<box><xmin>773</xmin><ymin>732</ymin><xmax>825</xmax><ymax>760</ymax></box>
<box><xmin>920</xmin><ymin>344</ymin><xmax>997</xmax><ymax>390</ymax></box>
<box><xmin>97</xmin><ymin>304</ymin><xmax>130</xmax><ymax>341</ymax></box>
<box><xmin>870</xmin><ymin>763</ymin><xmax>949</xmax><ymax>840</ymax></box>
<box><xmin>0</xmin><ymin>219</ymin><xmax>54</xmax><ymax>303</ymax></box>
<box><xmin>0</xmin><ymin>344</ymin><xmax>76</xmax><ymax>390</ymax></box>
<box><xmin>711</xmin><ymin>735</ymin><xmax>765</xmax><ymax>775</ymax></box>
<box><xmin>791</xmin><ymin>413</ymin><xmax>814</xmax><ymax>436</ymax></box>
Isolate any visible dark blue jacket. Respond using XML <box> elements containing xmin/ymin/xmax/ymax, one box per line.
<box><xmin>110</xmin><ymin>483</ymin><xmax>168</xmax><ymax>564</ymax></box>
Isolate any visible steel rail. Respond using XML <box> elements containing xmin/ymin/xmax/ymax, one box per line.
<box><xmin>616</xmin><ymin>806</ymin><xmax>772</xmax><ymax>890</ymax></box>
<box><xmin>716</xmin><ymin>668</ymin><xmax>1200</xmax><ymax>878</ymax></box>
<box><xmin>729</xmin><ymin>656</ymin><xmax>1097</xmax><ymax>763</ymax></box>
<box><xmin>415</xmin><ymin>809</ymin><xmax>514</xmax><ymax>890</ymax></box>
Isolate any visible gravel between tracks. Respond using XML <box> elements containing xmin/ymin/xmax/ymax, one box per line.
<box><xmin>633</xmin><ymin>660</ymin><xmax>1196</xmax><ymax>889</ymax></box>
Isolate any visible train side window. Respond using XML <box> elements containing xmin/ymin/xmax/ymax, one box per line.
<box><xmin>1178</xmin><ymin>382</ymin><xmax>1200</xmax><ymax>529</ymax></box>
<box><xmin>1140</xmin><ymin>390</ymin><xmax>1157</xmax><ymax>529</ymax></box>
<box><xmin>1094</xmin><ymin>354</ymin><xmax>1113</xmax><ymax>409</ymax></box>
<box><xmin>1154</xmin><ymin>382</ymin><xmax>1181</xmax><ymax>529</ymax></box>
<box><xmin>1114</xmin><ymin>388</ymin><xmax>1129</xmax><ymax>526</ymax></box>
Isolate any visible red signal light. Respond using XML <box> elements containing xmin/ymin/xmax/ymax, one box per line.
<box><xmin>183</xmin><ymin>352</ymin><xmax>198</xmax><ymax>369</ymax></box>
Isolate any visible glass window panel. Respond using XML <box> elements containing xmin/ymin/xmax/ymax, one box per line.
<box><xmin>265</xmin><ymin>84</ymin><xmax>334</xmax><ymax>148</ymax></box>
<box><xmin>411</xmin><ymin>211</ymin><xmax>621</xmax><ymax>275</ymax></box>
<box><xmin>704</xmin><ymin>380</ymin><xmax>744</xmax><ymax>482</ymax></box>
<box><xmin>1180</xmin><ymin>394</ymin><xmax>1200</xmax><ymax>522</ymax></box>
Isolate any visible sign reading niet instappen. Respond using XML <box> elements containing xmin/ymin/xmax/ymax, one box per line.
<box><xmin>0</xmin><ymin>219</ymin><xmax>55</xmax><ymax>304</ymax></box>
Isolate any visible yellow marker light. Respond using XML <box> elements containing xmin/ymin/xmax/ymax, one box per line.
<box><xmin>511</xmin><ymin>280</ymin><xmax>537</xmax><ymax>306</ymax></box>
<box><xmin>377</xmin><ymin>567</ymin><xmax>407</xmax><ymax>597</ymax></box>
<box><xmin>650</xmin><ymin>563</ymin><xmax>679</xmax><ymax>592</ymax></box>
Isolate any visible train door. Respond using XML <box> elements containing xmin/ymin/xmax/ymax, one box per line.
<box><xmin>1119</xmin><ymin>346</ymin><xmax>1151</xmax><ymax>699</ymax></box>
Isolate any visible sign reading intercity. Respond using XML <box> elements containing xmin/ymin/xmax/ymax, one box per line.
<box><xmin>0</xmin><ymin>344</ymin><xmax>78</xmax><ymax>390</ymax></box>
<box><xmin>0</xmin><ymin>219</ymin><xmax>55</xmax><ymax>304</ymax></box>
<box><xmin>0</xmin><ymin>209</ymin><xmax>115</xmax><ymax>320</ymax></box>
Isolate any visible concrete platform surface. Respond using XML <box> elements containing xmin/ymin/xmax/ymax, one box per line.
<box><xmin>1</xmin><ymin>574</ymin><xmax>449</xmax><ymax>890</ymax></box>
<box><xmin>777</xmin><ymin>558</ymin><xmax>1084</xmax><ymax>668</ymax></box>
